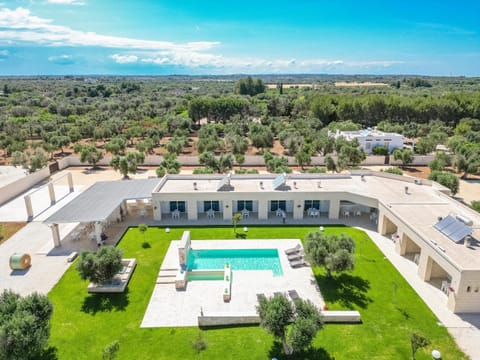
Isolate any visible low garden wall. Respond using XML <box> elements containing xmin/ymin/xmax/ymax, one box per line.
<box><xmin>198</xmin><ymin>315</ymin><xmax>260</xmax><ymax>327</ymax></box>
<box><xmin>0</xmin><ymin>167</ymin><xmax>50</xmax><ymax>206</ymax></box>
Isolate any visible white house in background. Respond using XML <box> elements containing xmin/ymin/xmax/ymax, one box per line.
<box><xmin>329</xmin><ymin>128</ymin><xmax>404</xmax><ymax>154</ymax></box>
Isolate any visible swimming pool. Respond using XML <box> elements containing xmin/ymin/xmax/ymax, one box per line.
<box><xmin>186</xmin><ymin>248</ymin><xmax>283</xmax><ymax>276</ymax></box>
<box><xmin>186</xmin><ymin>271</ymin><xmax>224</xmax><ymax>281</ymax></box>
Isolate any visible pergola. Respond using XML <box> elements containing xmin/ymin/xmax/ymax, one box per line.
<box><xmin>44</xmin><ymin>178</ymin><xmax>159</xmax><ymax>247</ymax></box>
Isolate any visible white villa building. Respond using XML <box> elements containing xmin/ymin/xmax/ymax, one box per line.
<box><xmin>45</xmin><ymin>172</ymin><xmax>480</xmax><ymax>314</ymax></box>
<box><xmin>329</xmin><ymin>128</ymin><xmax>404</xmax><ymax>154</ymax></box>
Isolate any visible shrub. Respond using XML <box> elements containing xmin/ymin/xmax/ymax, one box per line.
<box><xmin>76</xmin><ymin>246</ymin><xmax>123</xmax><ymax>284</ymax></box>
<box><xmin>156</xmin><ymin>166</ymin><xmax>165</xmax><ymax>178</ymax></box>
<box><xmin>471</xmin><ymin>201</ymin><xmax>480</xmax><ymax>213</ymax></box>
<box><xmin>190</xmin><ymin>333</ymin><xmax>207</xmax><ymax>354</ymax></box>
<box><xmin>193</xmin><ymin>167</ymin><xmax>215</xmax><ymax>174</ymax></box>
<box><xmin>0</xmin><ymin>290</ymin><xmax>53</xmax><ymax>359</ymax></box>
<box><xmin>372</xmin><ymin>146</ymin><xmax>389</xmax><ymax>155</ymax></box>
<box><xmin>307</xmin><ymin>166</ymin><xmax>326</xmax><ymax>173</ymax></box>
<box><xmin>428</xmin><ymin>171</ymin><xmax>459</xmax><ymax>195</ymax></box>
<box><xmin>102</xmin><ymin>340</ymin><xmax>120</xmax><ymax>360</ymax></box>
<box><xmin>382</xmin><ymin>167</ymin><xmax>403</xmax><ymax>175</ymax></box>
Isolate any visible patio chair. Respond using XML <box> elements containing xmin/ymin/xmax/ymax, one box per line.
<box><xmin>289</xmin><ymin>259</ymin><xmax>307</xmax><ymax>268</ymax></box>
<box><xmin>284</xmin><ymin>244</ymin><xmax>301</xmax><ymax>255</ymax></box>
<box><xmin>288</xmin><ymin>289</ymin><xmax>300</xmax><ymax>301</ymax></box>
<box><xmin>287</xmin><ymin>252</ymin><xmax>303</xmax><ymax>261</ymax></box>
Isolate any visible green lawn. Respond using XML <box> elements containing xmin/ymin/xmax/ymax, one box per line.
<box><xmin>47</xmin><ymin>226</ymin><xmax>467</xmax><ymax>359</ymax></box>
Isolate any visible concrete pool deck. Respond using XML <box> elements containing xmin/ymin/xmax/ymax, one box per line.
<box><xmin>141</xmin><ymin>239</ymin><xmax>325</xmax><ymax>327</ymax></box>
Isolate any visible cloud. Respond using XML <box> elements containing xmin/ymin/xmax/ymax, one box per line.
<box><xmin>0</xmin><ymin>49</ymin><xmax>8</xmax><ymax>59</ymax></box>
<box><xmin>47</xmin><ymin>0</ymin><xmax>86</xmax><ymax>5</ymax></box>
<box><xmin>111</xmin><ymin>54</ymin><xmax>138</xmax><ymax>64</ymax></box>
<box><xmin>0</xmin><ymin>7</ymin><xmax>220</xmax><ymax>52</ymax></box>
<box><xmin>48</xmin><ymin>54</ymin><xmax>75</xmax><ymax>64</ymax></box>
<box><xmin>131</xmin><ymin>52</ymin><xmax>402</xmax><ymax>72</ymax></box>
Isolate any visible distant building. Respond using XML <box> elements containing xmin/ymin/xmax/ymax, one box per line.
<box><xmin>329</xmin><ymin>128</ymin><xmax>403</xmax><ymax>154</ymax></box>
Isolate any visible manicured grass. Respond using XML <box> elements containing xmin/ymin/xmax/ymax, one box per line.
<box><xmin>47</xmin><ymin>226</ymin><xmax>467</xmax><ymax>359</ymax></box>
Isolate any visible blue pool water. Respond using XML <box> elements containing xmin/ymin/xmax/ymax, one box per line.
<box><xmin>187</xmin><ymin>248</ymin><xmax>283</xmax><ymax>276</ymax></box>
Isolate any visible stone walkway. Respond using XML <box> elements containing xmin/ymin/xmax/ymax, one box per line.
<box><xmin>363</xmin><ymin>228</ymin><xmax>480</xmax><ymax>360</ymax></box>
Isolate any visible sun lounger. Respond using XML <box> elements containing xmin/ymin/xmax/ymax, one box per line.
<box><xmin>284</xmin><ymin>244</ymin><xmax>301</xmax><ymax>255</ymax></box>
<box><xmin>288</xmin><ymin>289</ymin><xmax>300</xmax><ymax>301</ymax></box>
<box><xmin>274</xmin><ymin>291</ymin><xmax>285</xmax><ymax>298</ymax></box>
<box><xmin>287</xmin><ymin>252</ymin><xmax>303</xmax><ymax>261</ymax></box>
<box><xmin>289</xmin><ymin>259</ymin><xmax>307</xmax><ymax>268</ymax></box>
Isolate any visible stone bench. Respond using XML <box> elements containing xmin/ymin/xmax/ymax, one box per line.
<box><xmin>321</xmin><ymin>310</ymin><xmax>361</xmax><ymax>323</ymax></box>
<box><xmin>88</xmin><ymin>258</ymin><xmax>136</xmax><ymax>293</ymax></box>
<box><xmin>66</xmin><ymin>251</ymin><xmax>78</xmax><ymax>263</ymax></box>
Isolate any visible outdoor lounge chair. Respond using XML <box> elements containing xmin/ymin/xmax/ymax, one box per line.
<box><xmin>288</xmin><ymin>289</ymin><xmax>300</xmax><ymax>301</ymax></box>
<box><xmin>287</xmin><ymin>252</ymin><xmax>303</xmax><ymax>261</ymax></box>
<box><xmin>284</xmin><ymin>244</ymin><xmax>301</xmax><ymax>255</ymax></box>
<box><xmin>289</xmin><ymin>259</ymin><xmax>307</xmax><ymax>268</ymax></box>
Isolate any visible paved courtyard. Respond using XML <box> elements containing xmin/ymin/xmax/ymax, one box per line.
<box><xmin>141</xmin><ymin>239</ymin><xmax>324</xmax><ymax>327</ymax></box>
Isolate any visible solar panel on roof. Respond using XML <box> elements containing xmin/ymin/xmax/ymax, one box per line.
<box><xmin>434</xmin><ymin>215</ymin><xmax>473</xmax><ymax>243</ymax></box>
<box><xmin>450</xmin><ymin>226</ymin><xmax>473</xmax><ymax>243</ymax></box>
<box><xmin>217</xmin><ymin>173</ymin><xmax>232</xmax><ymax>191</ymax></box>
<box><xmin>443</xmin><ymin>222</ymin><xmax>463</xmax><ymax>237</ymax></box>
<box><xmin>272</xmin><ymin>173</ymin><xmax>287</xmax><ymax>190</ymax></box>
<box><xmin>433</xmin><ymin>215</ymin><xmax>456</xmax><ymax>231</ymax></box>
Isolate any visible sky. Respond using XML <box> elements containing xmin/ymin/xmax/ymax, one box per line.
<box><xmin>0</xmin><ymin>0</ymin><xmax>479</xmax><ymax>76</ymax></box>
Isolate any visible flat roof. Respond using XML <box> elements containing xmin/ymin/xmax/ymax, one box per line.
<box><xmin>45</xmin><ymin>178</ymin><xmax>159</xmax><ymax>223</ymax></box>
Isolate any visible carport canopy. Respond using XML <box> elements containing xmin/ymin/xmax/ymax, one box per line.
<box><xmin>44</xmin><ymin>178</ymin><xmax>160</xmax><ymax>224</ymax></box>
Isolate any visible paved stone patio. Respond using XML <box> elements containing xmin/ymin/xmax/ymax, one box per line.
<box><xmin>141</xmin><ymin>239</ymin><xmax>324</xmax><ymax>327</ymax></box>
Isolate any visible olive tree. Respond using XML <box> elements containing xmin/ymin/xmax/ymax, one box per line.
<box><xmin>0</xmin><ymin>290</ymin><xmax>53</xmax><ymax>360</ymax></box>
<box><xmin>79</xmin><ymin>144</ymin><xmax>104</xmax><ymax>169</ymax></box>
<box><xmin>428</xmin><ymin>171</ymin><xmax>459</xmax><ymax>195</ymax></box>
<box><xmin>256</xmin><ymin>293</ymin><xmax>294</xmax><ymax>354</ymax></box>
<box><xmin>256</xmin><ymin>294</ymin><xmax>323</xmax><ymax>356</ymax></box>
<box><xmin>393</xmin><ymin>148</ymin><xmax>414</xmax><ymax>168</ymax></box>
<box><xmin>110</xmin><ymin>152</ymin><xmax>145</xmax><ymax>179</ymax></box>
<box><xmin>304</xmin><ymin>231</ymin><xmax>355</xmax><ymax>277</ymax></box>
<box><xmin>76</xmin><ymin>246</ymin><xmax>123</xmax><ymax>284</ymax></box>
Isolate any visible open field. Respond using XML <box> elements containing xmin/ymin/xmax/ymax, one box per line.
<box><xmin>266</xmin><ymin>83</ymin><xmax>316</xmax><ymax>89</ymax></box>
<box><xmin>47</xmin><ymin>226</ymin><xmax>466</xmax><ymax>360</ymax></box>
<box><xmin>335</xmin><ymin>81</ymin><xmax>390</xmax><ymax>87</ymax></box>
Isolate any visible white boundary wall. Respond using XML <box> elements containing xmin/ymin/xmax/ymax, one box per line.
<box><xmin>57</xmin><ymin>154</ymin><xmax>436</xmax><ymax>169</ymax></box>
<box><xmin>0</xmin><ymin>167</ymin><xmax>50</xmax><ymax>206</ymax></box>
